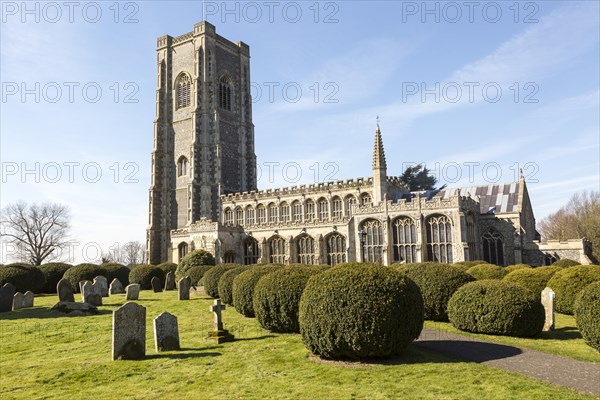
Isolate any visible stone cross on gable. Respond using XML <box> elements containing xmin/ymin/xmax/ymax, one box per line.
<box><xmin>210</xmin><ymin>299</ymin><xmax>226</xmax><ymax>331</ymax></box>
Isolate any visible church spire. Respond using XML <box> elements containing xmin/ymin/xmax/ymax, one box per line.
<box><xmin>371</xmin><ymin>118</ymin><xmax>387</xmax><ymax>204</ymax></box>
<box><xmin>372</xmin><ymin>118</ymin><xmax>387</xmax><ymax>171</ymax></box>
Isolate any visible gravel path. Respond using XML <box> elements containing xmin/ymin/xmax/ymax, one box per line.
<box><xmin>415</xmin><ymin>328</ymin><xmax>600</xmax><ymax>395</ymax></box>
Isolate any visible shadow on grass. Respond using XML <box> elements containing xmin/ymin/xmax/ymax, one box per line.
<box><xmin>0</xmin><ymin>307</ymin><xmax>115</xmax><ymax>320</ymax></box>
<box><xmin>539</xmin><ymin>326</ymin><xmax>582</xmax><ymax>340</ymax></box>
<box><xmin>145</xmin><ymin>349</ymin><xmax>222</xmax><ymax>360</ymax></box>
<box><xmin>233</xmin><ymin>335</ymin><xmax>276</xmax><ymax>342</ymax></box>
<box><xmin>414</xmin><ymin>339</ymin><xmax>522</xmax><ymax>363</ymax></box>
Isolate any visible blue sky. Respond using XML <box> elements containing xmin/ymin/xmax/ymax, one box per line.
<box><xmin>1</xmin><ymin>1</ymin><xmax>599</xmax><ymax>263</ymax></box>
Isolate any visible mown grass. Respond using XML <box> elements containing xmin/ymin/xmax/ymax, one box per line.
<box><xmin>0</xmin><ymin>292</ymin><xmax>597</xmax><ymax>399</ymax></box>
<box><xmin>425</xmin><ymin>314</ymin><xmax>599</xmax><ymax>363</ymax></box>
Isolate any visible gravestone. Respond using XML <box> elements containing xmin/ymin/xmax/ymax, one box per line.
<box><xmin>57</xmin><ymin>278</ymin><xmax>75</xmax><ymax>302</ymax></box>
<box><xmin>126</xmin><ymin>284</ymin><xmax>140</xmax><ymax>300</ymax></box>
<box><xmin>82</xmin><ymin>281</ymin><xmax>102</xmax><ymax>306</ymax></box>
<box><xmin>541</xmin><ymin>287</ymin><xmax>555</xmax><ymax>331</ymax></box>
<box><xmin>93</xmin><ymin>276</ymin><xmax>109</xmax><ymax>297</ymax></box>
<box><xmin>79</xmin><ymin>280</ymin><xmax>91</xmax><ymax>300</ymax></box>
<box><xmin>109</xmin><ymin>278</ymin><xmax>125</xmax><ymax>295</ymax></box>
<box><xmin>12</xmin><ymin>292</ymin><xmax>25</xmax><ymax>310</ymax></box>
<box><xmin>0</xmin><ymin>283</ymin><xmax>16</xmax><ymax>312</ymax></box>
<box><xmin>178</xmin><ymin>277</ymin><xmax>191</xmax><ymax>300</ymax></box>
<box><xmin>164</xmin><ymin>272</ymin><xmax>176</xmax><ymax>291</ymax></box>
<box><xmin>151</xmin><ymin>276</ymin><xmax>163</xmax><ymax>293</ymax></box>
<box><xmin>23</xmin><ymin>291</ymin><xmax>34</xmax><ymax>308</ymax></box>
<box><xmin>207</xmin><ymin>299</ymin><xmax>234</xmax><ymax>344</ymax></box>
<box><xmin>153</xmin><ymin>312</ymin><xmax>180</xmax><ymax>351</ymax></box>
<box><xmin>112</xmin><ymin>302</ymin><xmax>146</xmax><ymax>360</ymax></box>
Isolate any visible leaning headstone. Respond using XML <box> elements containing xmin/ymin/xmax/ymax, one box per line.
<box><xmin>126</xmin><ymin>284</ymin><xmax>140</xmax><ymax>300</ymax></box>
<box><xmin>178</xmin><ymin>277</ymin><xmax>191</xmax><ymax>300</ymax></box>
<box><xmin>93</xmin><ymin>276</ymin><xmax>109</xmax><ymax>297</ymax></box>
<box><xmin>206</xmin><ymin>299</ymin><xmax>234</xmax><ymax>344</ymax></box>
<box><xmin>151</xmin><ymin>276</ymin><xmax>163</xmax><ymax>293</ymax></box>
<box><xmin>153</xmin><ymin>312</ymin><xmax>180</xmax><ymax>352</ymax></box>
<box><xmin>79</xmin><ymin>280</ymin><xmax>91</xmax><ymax>299</ymax></box>
<box><xmin>164</xmin><ymin>272</ymin><xmax>176</xmax><ymax>291</ymax></box>
<box><xmin>112</xmin><ymin>302</ymin><xmax>146</xmax><ymax>360</ymax></box>
<box><xmin>82</xmin><ymin>281</ymin><xmax>102</xmax><ymax>306</ymax></box>
<box><xmin>109</xmin><ymin>278</ymin><xmax>125</xmax><ymax>295</ymax></box>
<box><xmin>57</xmin><ymin>278</ymin><xmax>75</xmax><ymax>302</ymax></box>
<box><xmin>0</xmin><ymin>283</ymin><xmax>16</xmax><ymax>312</ymax></box>
<box><xmin>541</xmin><ymin>287</ymin><xmax>556</xmax><ymax>332</ymax></box>
<box><xmin>12</xmin><ymin>292</ymin><xmax>25</xmax><ymax>310</ymax></box>
<box><xmin>23</xmin><ymin>291</ymin><xmax>34</xmax><ymax>308</ymax></box>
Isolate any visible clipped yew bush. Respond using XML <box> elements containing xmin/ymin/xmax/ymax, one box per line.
<box><xmin>396</xmin><ymin>262</ymin><xmax>474</xmax><ymax>321</ymax></box>
<box><xmin>188</xmin><ymin>265</ymin><xmax>214</xmax><ymax>286</ymax></box>
<box><xmin>63</xmin><ymin>264</ymin><xmax>109</xmax><ymax>293</ymax></box>
<box><xmin>505</xmin><ymin>264</ymin><xmax>531</xmax><ymax>273</ymax></box>
<box><xmin>453</xmin><ymin>260</ymin><xmax>486</xmax><ymax>270</ymax></box>
<box><xmin>232</xmin><ymin>266</ymin><xmax>278</xmax><ymax>317</ymax></box>
<box><xmin>547</xmin><ymin>265</ymin><xmax>600</xmax><ymax>314</ymax></box>
<box><xmin>466</xmin><ymin>264</ymin><xmax>507</xmax><ymax>280</ymax></box>
<box><xmin>218</xmin><ymin>266</ymin><xmax>252</xmax><ymax>305</ymax></box>
<box><xmin>254</xmin><ymin>266</ymin><xmax>322</xmax><ymax>333</ymax></box>
<box><xmin>37</xmin><ymin>262</ymin><xmax>72</xmax><ymax>293</ymax></box>
<box><xmin>203</xmin><ymin>264</ymin><xmax>242</xmax><ymax>298</ymax></box>
<box><xmin>552</xmin><ymin>259</ymin><xmax>580</xmax><ymax>268</ymax></box>
<box><xmin>176</xmin><ymin>249</ymin><xmax>215</xmax><ymax>279</ymax></box>
<box><xmin>157</xmin><ymin>262</ymin><xmax>177</xmax><ymax>275</ymax></box>
<box><xmin>0</xmin><ymin>263</ymin><xmax>46</xmax><ymax>293</ymax></box>
<box><xmin>448</xmin><ymin>280</ymin><xmax>544</xmax><ymax>337</ymax></box>
<box><xmin>128</xmin><ymin>264</ymin><xmax>165</xmax><ymax>290</ymax></box>
<box><xmin>503</xmin><ymin>266</ymin><xmax>562</xmax><ymax>298</ymax></box>
<box><xmin>103</xmin><ymin>263</ymin><xmax>130</xmax><ymax>286</ymax></box>
<box><xmin>574</xmin><ymin>281</ymin><xmax>600</xmax><ymax>352</ymax></box>
<box><xmin>299</xmin><ymin>263</ymin><xmax>424</xmax><ymax>359</ymax></box>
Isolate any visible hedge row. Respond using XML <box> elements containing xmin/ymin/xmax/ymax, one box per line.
<box><xmin>503</xmin><ymin>266</ymin><xmax>562</xmax><ymax>297</ymax></box>
<box><xmin>37</xmin><ymin>263</ymin><xmax>72</xmax><ymax>293</ymax></box>
<box><xmin>129</xmin><ymin>264</ymin><xmax>165</xmax><ymax>290</ymax></box>
<box><xmin>466</xmin><ymin>264</ymin><xmax>507</xmax><ymax>280</ymax></box>
<box><xmin>0</xmin><ymin>263</ymin><xmax>46</xmax><ymax>293</ymax></box>
<box><xmin>547</xmin><ymin>265</ymin><xmax>600</xmax><ymax>314</ymax></box>
<box><xmin>574</xmin><ymin>282</ymin><xmax>600</xmax><ymax>352</ymax></box>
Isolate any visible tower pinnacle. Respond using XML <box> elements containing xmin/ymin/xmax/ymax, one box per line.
<box><xmin>372</xmin><ymin>120</ymin><xmax>387</xmax><ymax>171</ymax></box>
<box><xmin>371</xmin><ymin>120</ymin><xmax>387</xmax><ymax>204</ymax></box>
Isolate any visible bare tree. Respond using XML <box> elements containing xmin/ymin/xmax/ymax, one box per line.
<box><xmin>1</xmin><ymin>201</ymin><xmax>72</xmax><ymax>265</ymax></box>
<box><xmin>121</xmin><ymin>241</ymin><xmax>146</xmax><ymax>266</ymax></box>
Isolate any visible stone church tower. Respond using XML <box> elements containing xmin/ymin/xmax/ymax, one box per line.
<box><xmin>147</xmin><ymin>21</ymin><xmax>257</xmax><ymax>264</ymax></box>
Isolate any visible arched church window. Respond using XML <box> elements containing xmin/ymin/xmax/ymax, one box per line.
<box><xmin>318</xmin><ymin>198</ymin><xmax>328</xmax><ymax>221</ymax></box>
<box><xmin>177</xmin><ymin>156</ymin><xmax>188</xmax><ymax>177</ymax></box>
<box><xmin>305</xmin><ymin>200</ymin><xmax>315</xmax><ymax>222</ymax></box>
<box><xmin>345</xmin><ymin>195</ymin><xmax>357</xmax><ymax>217</ymax></box>
<box><xmin>257</xmin><ymin>205</ymin><xmax>266</xmax><ymax>224</ymax></box>
<box><xmin>178</xmin><ymin>242</ymin><xmax>188</xmax><ymax>260</ymax></box>
<box><xmin>235</xmin><ymin>207</ymin><xmax>243</xmax><ymax>225</ymax></box>
<box><xmin>224</xmin><ymin>251</ymin><xmax>236</xmax><ymax>263</ymax></box>
<box><xmin>292</xmin><ymin>201</ymin><xmax>302</xmax><ymax>222</ymax></box>
<box><xmin>332</xmin><ymin>197</ymin><xmax>343</xmax><ymax>219</ymax></box>
<box><xmin>268</xmin><ymin>203</ymin><xmax>278</xmax><ymax>224</ymax></box>
<box><xmin>296</xmin><ymin>235</ymin><xmax>316</xmax><ymax>264</ymax></box>
<box><xmin>245</xmin><ymin>206</ymin><xmax>255</xmax><ymax>225</ymax></box>
<box><xmin>482</xmin><ymin>229</ymin><xmax>505</xmax><ymax>266</ymax></box>
<box><xmin>176</xmin><ymin>73</ymin><xmax>191</xmax><ymax>109</ymax></box>
<box><xmin>466</xmin><ymin>213</ymin><xmax>477</xmax><ymax>260</ymax></box>
<box><xmin>268</xmin><ymin>236</ymin><xmax>286</xmax><ymax>264</ymax></box>
<box><xmin>219</xmin><ymin>76</ymin><xmax>232</xmax><ymax>111</ymax></box>
<box><xmin>361</xmin><ymin>219</ymin><xmax>384</xmax><ymax>263</ymax></box>
<box><xmin>327</xmin><ymin>233</ymin><xmax>346</xmax><ymax>266</ymax></box>
<box><xmin>224</xmin><ymin>208</ymin><xmax>233</xmax><ymax>225</ymax></box>
<box><xmin>280</xmin><ymin>202</ymin><xmax>290</xmax><ymax>223</ymax></box>
<box><xmin>361</xmin><ymin>193</ymin><xmax>372</xmax><ymax>205</ymax></box>
<box><xmin>392</xmin><ymin>216</ymin><xmax>417</xmax><ymax>263</ymax></box>
<box><xmin>243</xmin><ymin>237</ymin><xmax>259</xmax><ymax>265</ymax></box>
<box><xmin>426</xmin><ymin>214</ymin><xmax>453</xmax><ymax>263</ymax></box>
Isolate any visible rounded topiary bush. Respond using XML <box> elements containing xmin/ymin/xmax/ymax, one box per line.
<box><xmin>466</xmin><ymin>264</ymin><xmax>507</xmax><ymax>280</ymax></box>
<box><xmin>103</xmin><ymin>263</ymin><xmax>130</xmax><ymax>286</ymax></box>
<box><xmin>395</xmin><ymin>262</ymin><xmax>474</xmax><ymax>321</ymax></box>
<box><xmin>203</xmin><ymin>264</ymin><xmax>242</xmax><ymax>298</ymax></box>
<box><xmin>218</xmin><ymin>266</ymin><xmax>251</xmax><ymax>305</ymax></box>
<box><xmin>299</xmin><ymin>263</ymin><xmax>424</xmax><ymax>359</ymax></box>
<box><xmin>505</xmin><ymin>264</ymin><xmax>531</xmax><ymax>273</ymax></box>
<box><xmin>254</xmin><ymin>267</ymin><xmax>322</xmax><ymax>333</ymax></box>
<box><xmin>453</xmin><ymin>260</ymin><xmax>486</xmax><ymax>270</ymax></box>
<box><xmin>232</xmin><ymin>266</ymin><xmax>279</xmax><ymax>317</ymax></box>
<box><xmin>157</xmin><ymin>262</ymin><xmax>177</xmax><ymax>275</ymax></box>
<box><xmin>188</xmin><ymin>265</ymin><xmax>214</xmax><ymax>286</ymax></box>
<box><xmin>176</xmin><ymin>250</ymin><xmax>215</xmax><ymax>279</ymax></box>
<box><xmin>37</xmin><ymin>262</ymin><xmax>72</xmax><ymax>293</ymax></box>
<box><xmin>63</xmin><ymin>264</ymin><xmax>109</xmax><ymax>293</ymax></box>
<box><xmin>0</xmin><ymin>263</ymin><xmax>46</xmax><ymax>293</ymax></box>
<box><xmin>546</xmin><ymin>265</ymin><xmax>600</xmax><ymax>315</ymax></box>
<box><xmin>448</xmin><ymin>280</ymin><xmax>544</xmax><ymax>337</ymax></box>
<box><xmin>128</xmin><ymin>264</ymin><xmax>165</xmax><ymax>290</ymax></box>
<box><xmin>574</xmin><ymin>281</ymin><xmax>600</xmax><ymax>352</ymax></box>
<box><xmin>552</xmin><ymin>259</ymin><xmax>581</xmax><ymax>268</ymax></box>
<box><xmin>503</xmin><ymin>266</ymin><xmax>562</xmax><ymax>298</ymax></box>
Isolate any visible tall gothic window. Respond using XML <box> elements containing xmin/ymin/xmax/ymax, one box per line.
<box><xmin>235</xmin><ymin>207</ymin><xmax>243</xmax><ymax>226</ymax></box>
<box><xmin>177</xmin><ymin>156</ymin><xmax>188</xmax><ymax>177</ymax></box>
<box><xmin>345</xmin><ymin>195</ymin><xmax>357</xmax><ymax>217</ymax></box>
<box><xmin>178</xmin><ymin>242</ymin><xmax>188</xmax><ymax>260</ymax></box>
<box><xmin>269</xmin><ymin>236</ymin><xmax>286</xmax><ymax>264</ymax></box>
<box><xmin>327</xmin><ymin>233</ymin><xmax>346</xmax><ymax>266</ymax></box>
<box><xmin>332</xmin><ymin>197</ymin><xmax>343</xmax><ymax>219</ymax></box>
<box><xmin>245</xmin><ymin>206</ymin><xmax>255</xmax><ymax>225</ymax></box>
<box><xmin>362</xmin><ymin>219</ymin><xmax>384</xmax><ymax>263</ymax></box>
<box><xmin>426</xmin><ymin>215</ymin><xmax>453</xmax><ymax>263</ymax></box>
<box><xmin>243</xmin><ymin>237</ymin><xmax>259</xmax><ymax>265</ymax></box>
<box><xmin>224</xmin><ymin>251</ymin><xmax>236</xmax><ymax>263</ymax></box>
<box><xmin>318</xmin><ymin>198</ymin><xmax>329</xmax><ymax>221</ymax></box>
<box><xmin>296</xmin><ymin>235</ymin><xmax>316</xmax><ymax>264</ymax></box>
<box><xmin>224</xmin><ymin>208</ymin><xmax>233</xmax><ymax>225</ymax></box>
<box><xmin>466</xmin><ymin>213</ymin><xmax>477</xmax><ymax>260</ymax></box>
<box><xmin>176</xmin><ymin>73</ymin><xmax>191</xmax><ymax>109</ymax></box>
<box><xmin>292</xmin><ymin>201</ymin><xmax>302</xmax><ymax>222</ymax></box>
<box><xmin>482</xmin><ymin>229</ymin><xmax>505</xmax><ymax>266</ymax></box>
<box><xmin>257</xmin><ymin>205</ymin><xmax>266</xmax><ymax>224</ymax></box>
<box><xmin>361</xmin><ymin>193</ymin><xmax>372</xmax><ymax>205</ymax></box>
<box><xmin>392</xmin><ymin>216</ymin><xmax>417</xmax><ymax>263</ymax></box>
<box><xmin>305</xmin><ymin>200</ymin><xmax>315</xmax><ymax>222</ymax></box>
<box><xmin>219</xmin><ymin>76</ymin><xmax>232</xmax><ymax>111</ymax></box>
<box><xmin>280</xmin><ymin>202</ymin><xmax>290</xmax><ymax>223</ymax></box>
<box><xmin>268</xmin><ymin>203</ymin><xmax>278</xmax><ymax>224</ymax></box>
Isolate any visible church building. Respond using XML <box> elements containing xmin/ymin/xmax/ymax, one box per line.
<box><xmin>146</xmin><ymin>21</ymin><xmax>594</xmax><ymax>267</ymax></box>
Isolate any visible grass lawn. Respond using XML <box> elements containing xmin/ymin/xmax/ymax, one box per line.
<box><xmin>0</xmin><ymin>291</ymin><xmax>597</xmax><ymax>399</ymax></box>
<box><xmin>424</xmin><ymin>314</ymin><xmax>600</xmax><ymax>363</ymax></box>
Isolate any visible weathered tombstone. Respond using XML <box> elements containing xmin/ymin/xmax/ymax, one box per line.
<box><xmin>164</xmin><ymin>272</ymin><xmax>176</xmax><ymax>291</ymax></box>
<box><xmin>541</xmin><ymin>287</ymin><xmax>556</xmax><ymax>331</ymax></box>
<box><xmin>178</xmin><ymin>276</ymin><xmax>191</xmax><ymax>300</ymax></box>
<box><xmin>153</xmin><ymin>312</ymin><xmax>180</xmax><ymax>351</ymax></box>
<box><xmin>126</xmin><ymin>284</ymin><xmax>140</xmax><ymax>300</ymax></box>
<box><xmin>57</xmin><ymin>278</ymin><xmax>75</xmax><ymax>302</ymax></box>
<box><xmin>151</xmin><ymin>276</ymin><xmax>163</xmax><ymax>293</ymax></box>
<box><xmin>112</xmin><ymin>302</ymin><xmax>146</xmax><ymax>360</ymax></box>
<box><xmin>82</xmin><ymin>281</ymin><xmax>102</xmax><ymax>306</ymax></box>
<box><xmin>23</xmin><ymin>291</ymin><xmax>34</xmax><ymax>308</ymax></box>
<box><xmin>207</xmin><ymin>299</ymin><xmax>234</xmax><ymax>344</ymax></box>
<box><xmin>0</xmin><ymin>283</ymin><xmax>16</xmax><ymax>312</ymax></box>
<box><xmin>79</xmin><ymin>280</ymin><xmax>91</xmax><ymax>300</ymax></box>
<box><xmin>93</xmin><ymin>276</ymin><xmax>109</xmax><ymax>297</ymax></box>
<box><xmin>12</xmin><ymin>292</ymin><xmax>25</xmax><ymax>310</ymax></box>
<box><xmin>109</xmin><ymin>278</ymin><xmax>125</xmax><ymax>295</ymax></box>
